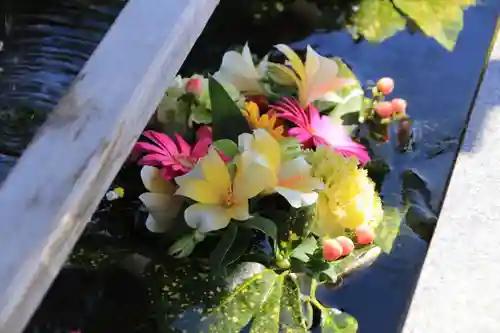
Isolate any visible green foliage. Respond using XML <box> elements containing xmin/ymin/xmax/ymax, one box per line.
<box><xmin>291</xmin><ymin>236</ymin><xmax>318</xmax><ymax>262</ymax></box>
<box><xmin>350</xmin><ymin>0</ymin><xmax>476</xmax><ymax>51</ymax></box>
<box><xmin>209</xmin><ymin>77</ymin><xmax>250</xmax><ymax>141</ymax></box>
<box><xmin>350</xmin><ymin>0</ymin><xmax>406</xmax><ymax>45</ymax></box>
<box><xmin>374</xmin><ymin>206</ymin><xmax>408</xmax><ymax>253</ymax></box>
<box><xmin>212</xmin><ymin>139</ymin><xmax>239</xmax><ymax>158</ymax></box>
<box><xmin>242</xmin><ymin>216</ymin><xmax>279</xmax><ymax>246</ymax></box>
<box><xmin>201</xmin><ymin>269</ymin><xmax>278</xmax><ymax>332</ymax></box>
<box><xmin>321</xmin><ymin>308</ymin><xmax>358</xmax><ymax>333</ymax></box>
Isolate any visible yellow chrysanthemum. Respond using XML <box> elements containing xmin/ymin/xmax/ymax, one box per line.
<box><xmin>242</xmin><ymin>101</ymin><xmax>285</xmax><ymax>140</ymax></box>
<box><xmin>308</xmin><ymin>146</ymin><xmax>383</xmax><ymax>237</ymax></box>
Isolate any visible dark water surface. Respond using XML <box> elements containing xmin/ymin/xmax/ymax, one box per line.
<box><xmin>0</xmin><ymin>0</ymin><xmax>497</xmax><ymax>332</ymax></box>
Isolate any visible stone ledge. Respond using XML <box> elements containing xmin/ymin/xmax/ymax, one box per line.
<box><xmin>402</xmin><ymin>25</ymin><xmax>500</xmax><ymax>333</ymax></box>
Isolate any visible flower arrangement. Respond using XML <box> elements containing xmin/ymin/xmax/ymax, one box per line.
<box><xmin>128</xmin><ymin>43</ymin><xmax>409</xmax><ymax>332</ymax></box>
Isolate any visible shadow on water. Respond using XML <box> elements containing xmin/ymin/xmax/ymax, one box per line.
<box><xmin>0</xmin><ymin>0</ymin><xmax>497</xmax><ymax>332</ymax></box>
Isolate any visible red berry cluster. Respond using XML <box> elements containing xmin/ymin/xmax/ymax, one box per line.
<box><xmin>373</xmin><ymin>78</ymin><xmax>407</xmax><ymax>120</ymax></box>
<box><xmin>322</xmin><ymin>226</ymin><xmax>375</xmax><ymax>261</ymax></box>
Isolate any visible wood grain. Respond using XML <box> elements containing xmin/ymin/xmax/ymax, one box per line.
<box><xmin>0</xmin><ymin>0</ymin><xmax>218</xmax><ymax>331</ymax></box>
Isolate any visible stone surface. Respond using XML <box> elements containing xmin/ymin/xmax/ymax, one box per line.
<box><xmin>403</xmin><ymin>29</ymin><xmax>500</xmax><ymax>333</ymax></box>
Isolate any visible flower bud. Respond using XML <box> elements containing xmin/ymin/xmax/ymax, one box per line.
<box><xmin>168</xmin><ymin>234</ymin><xmax>197</xmax><ymax>258</ymax></box>
<box><xmin>322</xmin><ymin>239</ymin><xmax>343</xmax><ymax>261</ymax></box>
<box><xmin>336</xmin><ymin>236</ymin><xmax>355</xmax><ymax>256</ymax></box>
<box><xmin>355</xmin><ymin>225</ymin><xmax>375</xmax><ymax>245</ymax></box>
<box><xmin>374</xmin><ymin>101</ymin><xmax>394</xmax><ymax>119</ymax></box>
<box><xmin>376</xmin><ymin>77</ymin><xmax>394</xmax><ymax>95</ymax></box>
<box><xmin>185</xmin><ymin>78</ymin><xmax>203</xmax><ymax>95</ymax></box>
<box><xmin>391</xmin><ymin>98</ymin><xmax>407</xmax><ymax>115</ymax></box>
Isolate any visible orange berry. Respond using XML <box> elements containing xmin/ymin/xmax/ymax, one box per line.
<box><xmin>323</xmin><ymin>239</ymin><xmax>343</xmax><ymax>261</ymax></box>
<box><xmin>391</xmin><ymin>98</ymin><xmax>407</xmax><ymax>115</ymax></box>
<box><xmin>336</xmin><ymin>236</ymin><xmax>355</xmax><ymax>256</ymax></box>
<box><xmin>355</xmin><ymin>225</ymin><xmax>375</xmax><ymax>245</ymax></box>
<box><xmin>374</xmin><ymin>101</ymin><xmax>394</xmax><ymax>119</ymax></box>
<box><xmin>376</xmin><ymin>77</ymin><xmax>394</xmax><ymax>95</ymax></box>
<box><xmin>185</xmin><ymin>78</ymin><xmax>203</xmax><ymax>95</ymax></box>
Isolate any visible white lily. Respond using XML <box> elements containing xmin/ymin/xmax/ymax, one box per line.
<box><xmin>213</xmin><ymin>43</ymin><xmax>269</xmax><ymax>96</ymax></box>
<box><xmin>269</xmin><ymin>44</ymin><xmax>356</xmax><ymax>106</ymax></box>
<box><xmin>238</xmin><ymin>129</ymin><xmax>323</xmax><ymax>208</ymax></box>
<box><xmin>139</xmin><ymin>166</ymin><xmax>184</xmax><ymax>233</ymax></box>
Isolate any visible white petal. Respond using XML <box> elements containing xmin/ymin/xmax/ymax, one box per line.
<box><xmin>184</xmin><ymin>203</ymin><xmax>231</xmax><ymax>233</ymax></box>
<box><xmin>242</xmin><ymin>43</ymin><xmax>256</xmax><ymax>68</ymax></box>
<box><xmin>275</xmin><ymin>187</ymin><xmax>318</xmax><ymax>208</ymax></box>
<box><xmin>257</xmin><ymin>54</ymin><xmax>269</xmax><ymax>76</ymax></box>
<box><xmin>217</xmin><ymin>51</ymin><xmax>259</xmax><ymax>79</ymax></box>
<box><xmin>238</xmin><ymin>132</ymin><xmax>254</xmax><ymax>152</ymax></box>
<box><xmin>305</xmin><ymin>45</ymin><xmax>321</xmax><ymax>79</ymax></box>
<box><xmin>230</xmin><ymin>201</ymin><xmax>251</xmax><ymax>221</ymax></box>
<box><xmin>140</xmin><ymin>193</ymin><xmax>183</xmax><ymax>233</ymax></box>
<box><xmin>174</xmin><ymin>160</ymin><xmax>204</xmax><ymax>187</ymax></box>
<box><xmin>141</xmin><ymin>166</ymin><xmax>176</xmax><ymax>194</ymax></box>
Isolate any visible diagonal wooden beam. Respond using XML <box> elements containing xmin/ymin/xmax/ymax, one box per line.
<box><xmin>0</xmin><ymin>0</ymin><xmax>218</xmax><ymax>331</ymax></box>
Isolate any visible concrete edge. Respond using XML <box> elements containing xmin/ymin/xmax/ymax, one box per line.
<box><xmin>402</xmin><ymin>24</ymin><xmax>500</xmax><ymax>333</ymax></box>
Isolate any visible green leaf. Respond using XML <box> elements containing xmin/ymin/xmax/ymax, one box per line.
<box><xmin>222</xmin><ymin>227</ymin><xmax>254</xmax><ymax>267</ymax></box>
<box><xmin>375</xmin><ymin>207</ymin><xmax>408</xmax><ymax>253</ymax></box>
<box><xmin>321</xmin><ymin>308</ymin><xmax>358</xmax><ymax>333</ymax></box>
<box><xmin>250</xmin><ymin>273</ymin><xmax>285</xmax><ymax>332</ymax></box>
<box><xmin>201</xmin><ymin>269</ymin><xmax>278</xmax><ymax>332</ymax></box>
<box><xmin>350</xmin><ymin>0</ymin><xmax>406</xmax><ymax>43</ymax></box>
<box><xmin>291</xmin><ymin>236</ymin><xmax>318</xmax><ymax>262</ymax></box>
<box><xmin>209</xmin><ymin>77</ymin><xmax>251</xmax><ymax>141</ymax></box>
<box><xmin>320</xmin><ymin>246</ymin><xmax>380</xmax><ymax>284</ymax></box>
<box><xmin>394</xmin><ymin>0</ymin><xmax>475</xmax><ymax>51</ymax></box>
<box><xmin>210</xmin><ymin>224</ymin><xmax>238</xmax><ymax>269</ymax></box>
<box><xmin>213</xmin><ymin>139</ymin><xmax>239</xmax><ymax>159</ymax></box>
<box><xmin>280</xmin><ymin>275</ymin><xmax>308</xmax><ymax>331</ymax></box>
<box><xmin>242</xmin><ymin>216</ymin><xmax>278</xmax><ymax>244</ymax></box>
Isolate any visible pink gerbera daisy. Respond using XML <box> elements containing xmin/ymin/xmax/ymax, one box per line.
<box><xmin>273</xmin><ymin>98</ymin><xmax>370</xmax><ymax>164</ymax></box>
<box><xmin>133</xmin><ymin>126</ymin><xmax>213</xmax><ymax>180</ymax></box>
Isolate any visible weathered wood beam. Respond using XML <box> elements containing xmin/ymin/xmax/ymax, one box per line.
<box><xmin>0</xmin><ymin>0</ymin><xmax>218</xmax><ymax>331</ymax></box>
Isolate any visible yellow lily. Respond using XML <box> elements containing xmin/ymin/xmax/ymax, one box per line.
<box><xmin>269</xmin><ymin>44</ymin><xmax>355</xmax><ymax>106</ymax></box>
<box><xmin>213</xmin><ymin>43</ymin><xmax>269</xmax><ymax>95</ymax></box>
<box><xmin>175</xmin><ymin>147</ymin><xmax>271</xmax><ymax>233</ymax></box>
<box><xmin>238</xmin><ymin>129</ymin><xmax>323</xmax><ymax>208</ymax></box>
<box><xmin>139</xmin><ymin>166</ymin><xmax>184</xmax><ymax>233</ymax></box>
<box><xmin>242</xmin><ymin>101</ymin><xmax>285</xmax><ymax>140</ymax></box>
<box><xmin>308</xmin><ymin>146</ymin><xmax>383</xmax><ymax>237</ymax></box>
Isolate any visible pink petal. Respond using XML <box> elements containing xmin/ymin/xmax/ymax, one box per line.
<box><xmin>144</xmin><ymin>131</ymin><xmax>179</xmax><ymax>156</ymax></box>
<box><xmin>196</xmin><ymin>126</ymin><xmax>213</xmax><ymax>140</ymax></box>
<box><xmin>191</xmin><ymin>136</ymin><xmax>212</xmax><ymax>159</ymax></box>
<box><xmin>134</xmin><ymin>142</ymin><xmax>168</xmax><ymax>156</ymax></box>
<box><xmin>138</xmin><ymin>154</ymin><xmax>176</xmax><ymax>166</ymax></box>
<box><xmin>175</xmin><ymin>134</ymin><xmax>192</xmax><ymax>156</ymax></box>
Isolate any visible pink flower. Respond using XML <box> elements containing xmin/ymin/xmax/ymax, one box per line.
<box><xmin>133</xmin><ymin>126</ymin><xmax>213</xmax><ymax>180</ymax></box>
<box><xmin>273</xmin><ymin>98</ymin><xmax>370</xmax><ymax>164</ymax></box>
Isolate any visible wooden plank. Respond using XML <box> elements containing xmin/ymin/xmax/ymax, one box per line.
<box><xmin>0</xmin><ymin>0</ymin><xmax>219</xmax><ymax>331</ymax></box>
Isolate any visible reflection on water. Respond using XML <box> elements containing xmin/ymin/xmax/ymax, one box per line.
<box><xmin>1</xmin><ymin>0</ymin><xmax>498</xmax><ymax>332</ymax></box>
<box><xmin>0</xmin><ymin>0</ymin><xmax>124</xmax><ymax>157</ymax></box>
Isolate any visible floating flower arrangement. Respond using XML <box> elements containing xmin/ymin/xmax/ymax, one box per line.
<box><xmin>126</xmin><ymin>43</ymin><xmax>409</xmax><ymax>332</ymax></box>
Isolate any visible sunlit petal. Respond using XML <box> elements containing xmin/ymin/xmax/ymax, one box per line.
<box><xmin>140</xmin><ymin>166</ymin><xmax>176</xmax><ymax>194</ymax></box>
<box><xmin>184</xmin><ymin>203</ymin><xmax>231</xmax><ymax>233</ymax></box>
<box><xmin>275</xmin><ymin>187</ymin><xmax>318</xmax><ymax>208</ymax></box>
<box><xmin>200</xmin><ymin>148</ymin><xmax>231</xmax><ymax>197</ymax></box>
<box><xmin>175</xmin><ymin>179</ymin><xmax>220</xmax><ymax>204</ymax></box>
<box><xmin>275</xmin><ymin>44</ymin><xmax>306</xmax><ymax>81</ymax></box>
<box><xmin>233</xmin><ymin>155</ymin><xmax>275</xmax><ymax>201</ymax></box>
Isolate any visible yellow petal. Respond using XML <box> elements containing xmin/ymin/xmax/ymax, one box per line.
<box><xmin>268</xmin><ymin>63</ymin><xmax>300</xmax><ymax>87</ymax></box>
<box><xmin>251</xmin><ymin>129</ymin><xmax>281</xmax><ymax>173</ymax></box>
<box><xmin>175</xmin><ymin>179</ymin><xmax>220</xmax><ymax>204</ymax></box>
<box><xmin>233</xmin><ymin>153</ymin><xmax>275</xmax><ymax>202</ymax></box>
<box><xmin>275</xmin><ymin>44</ymin><xmax>307</xmax><ymax>82</ymax></box>
<box><xmin>201</xmin><ymin>148</ymin><xmax>231</xmax><ymax>198</ymax></box>
<box><xmin>184</xmin><ymin>203</ymin><xmax>231</xmax><ymax>233</ymax></box>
